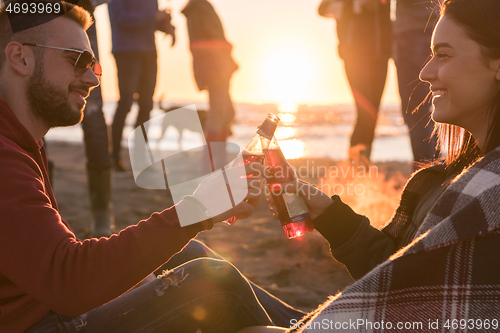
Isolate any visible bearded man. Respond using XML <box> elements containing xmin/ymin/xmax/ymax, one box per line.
<box><xmin>0</xmin><ymin>1</ymin><xmax>298</xmax><ymax>332</ymax></box>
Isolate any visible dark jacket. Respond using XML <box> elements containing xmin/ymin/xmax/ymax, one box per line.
<box><xmin>328</xmin><ymin>0</ymin><xmax>392</xmax><ymax>60</ymax></box>
<box><xmin>108</xmin><ymin>0</ymin><xmax>158</xmax><ymax>53</ymax></box>
<box><xmin>0</xmin><ymin>99</ymin><xmax>205</xmax><ymax>332</ymax></box>
<box><xmin>314</xmin><ymin>164</ymin><xmax>448</xmax><ymax>279</ymax></box>
<box><xmin>182</xmin><ymin>0</ymin><xmax>238</xmax><ymax>91</ymax></box>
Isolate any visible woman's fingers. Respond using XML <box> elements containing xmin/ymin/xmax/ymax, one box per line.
<box><xmin>268</xmin><ymin>204</ymin><xmax>276</xmax><ymax>213</ymax></box>
<box><xmin>265</xmin><ymin>191</ymin><xmax>280</xmax><ymax>219</ymax></box>
<box><xmin>270</xmin><ymin>204</ymin><xmax>279</xmax><ymax>220</ymax></box>
<box><xmin>265</xmin><ymin>192</ymin><xmax>273</xmax><ymax>204</ymax></box>
<box><xmin>267</xmin><ymin>201</ymin><xmax>279</xmax><ymax>220</ymax></box>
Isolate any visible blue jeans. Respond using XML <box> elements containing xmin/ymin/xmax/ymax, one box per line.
<box><xmin>394</xmin><ymin>29</ymin><xmax>438</xmax><ymax>164</ymax></box>
<box><xmin>111</xmin><ymin>51</ymin><xmax>157</xmax><ymax>163</ymax></box>
<box><xmin>80</xmin><ymin>12</ymin><xmax>112</xmax><ymax>170</ymax></box>
<box><xmin>158</xmin><ymin>240</ymin><xmax>306</xmax><ymax>328</ymax></box>
<box><xmin>26</xmin><ymin>258</ymin><xmax>273</xmax><ymax>333</ymax></box>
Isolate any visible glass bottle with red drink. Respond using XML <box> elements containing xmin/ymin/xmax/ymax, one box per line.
<box><xmin>224</xmin><ymin>113</ymin><xmax>280</xmax><ymax>225</ymax></box>
<box><xmin>265</xmin><ymin>137</ymin><xmax>314</xmax><ymax>238</ymax></box>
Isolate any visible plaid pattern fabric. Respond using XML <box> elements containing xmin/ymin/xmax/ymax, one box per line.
<box><xmin>292</xmin><ymin>148</ymin><xmax>500</xmax><ymax>333</ymax></box>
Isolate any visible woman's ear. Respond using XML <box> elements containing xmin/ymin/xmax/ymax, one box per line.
<box><xmin>4</xmin><ymin>42</ymin><xmax>33</xmax><ymax>77</ymax></box>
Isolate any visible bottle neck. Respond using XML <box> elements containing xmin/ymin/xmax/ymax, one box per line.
<box><xmin>257</xmin><ymin>119</ymin><xmax>278</xmax><ymax>140</ymax></box>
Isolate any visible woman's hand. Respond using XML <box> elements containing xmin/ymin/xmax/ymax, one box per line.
<box><xmin>266</xmin><ymin>179</ymin><xmax>334</xmax><ymax>220</ymax></box>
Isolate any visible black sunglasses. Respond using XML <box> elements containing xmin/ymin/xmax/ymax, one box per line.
<box><xmin>22</xmin><ymin>43</ymin><xmax>102</xmax><ymax>78</ymax></box>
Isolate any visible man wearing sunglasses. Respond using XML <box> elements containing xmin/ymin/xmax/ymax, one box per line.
<box><xmin>0</xmin><ymin>2</ymin><xmax>293</xmax><ymax>332</ymax></box>
<box><xmin>22</xmin><ymin>43</ymin><xmax>101</xmax><ymax>76</ymax></box>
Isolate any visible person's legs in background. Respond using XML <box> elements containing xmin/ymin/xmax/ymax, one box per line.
<box><xmin>81</xmin><ymin>93</ymin><xmax>114</xmax><ymax>238</ymax></box>
<box><xmin>134</xmin><ymin>51</ymin><xmax>157</xmax><ymax>129</ymax></box>
<box><xmin>81</xmin><ymin>18</ymin><xmax>114</xmax><ymax>238</ymax></box>
<box><xmin>344</xmin><ymin>59</ymin><xmax>389</xmax><ymax>162</ymax></box>
<box><xmin>157</xmin><ymin>240</ymin><xmax>307</xmax><ymax>328</ymax></box>
<box><xmin>206</xmin><ymin>82</ymin><xmax>234</xmax><ymax>138</ymax></box>
<box><xmin>394</xmin><ymin>30</ymin><xmax>438</xmax><ymax>166</ymax></box>
<box><xmin>203</xmin><ymin>81</ymin><xmax>235</xmax><ymax>170</ymax></box>
<box><xmin>111</xmin><ymin>52</ymin><xmax>142</xmax><ymax>172</ymax></box>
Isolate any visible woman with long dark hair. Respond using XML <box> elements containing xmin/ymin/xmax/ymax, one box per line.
<box><xmin>241</xmin><ymin>0</ymin><xmax>500</xmax><ymax>331</ymax></box>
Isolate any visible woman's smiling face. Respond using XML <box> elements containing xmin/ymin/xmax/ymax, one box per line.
<box><xmin>420</xmin><ymin>15</ymin><xmax>500</xmax><ymax>146</ymax></box>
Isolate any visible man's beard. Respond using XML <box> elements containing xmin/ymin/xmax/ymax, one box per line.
<box><xmin>27</xmin><ymin>63</ymin><xmax>86</xmax><ymax>128</ymax></box>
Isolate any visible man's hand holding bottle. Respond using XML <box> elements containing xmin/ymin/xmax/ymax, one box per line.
<box><xmin>190</xmin><ymin>162</ymin><xmax>267</xmax><ymax>223</ymax></box>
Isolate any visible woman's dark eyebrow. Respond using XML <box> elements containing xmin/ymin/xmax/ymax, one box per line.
<box><xmin>432</xmin><ymin>42</ymin><xmax>454</xmax><ymax>52</ymax></box>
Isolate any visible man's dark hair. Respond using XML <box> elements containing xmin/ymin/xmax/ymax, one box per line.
<box><xmin>0</xmin><ymin>0</ymin><xmax>92</xmax><ymax>69</ymax></box>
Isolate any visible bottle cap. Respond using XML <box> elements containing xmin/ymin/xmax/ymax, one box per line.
<box><xmin>257</xmin><ymin>113</ymin><xmax>280</xmax><ymax>140</ymax></box>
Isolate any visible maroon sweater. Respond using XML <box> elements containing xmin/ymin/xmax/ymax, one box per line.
<box><xmin>0</xmin><ymin>99</ymin><xmax>205</xmax><ymax>332</ymax></box>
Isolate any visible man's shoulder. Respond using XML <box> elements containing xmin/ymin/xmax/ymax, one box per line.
<box><xmin>0</xmin><ymin>136</ymin><xmax>48</xmax><ymax>212</ymax></box>
<box><xmin>0</xmin><ymin>134</ymin><xmax>40</xmax><ymax>174</ymax></box>
<box><xmin>0</xmin><ymin>132</ymin><xmax>29</xmax><ymax>153</ymax></box>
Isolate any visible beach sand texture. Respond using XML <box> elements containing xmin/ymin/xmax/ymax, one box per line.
<box><xmin>47</xmin><ymin>141</ymin><xmax>412</xmax><ymax>312</ymax></box>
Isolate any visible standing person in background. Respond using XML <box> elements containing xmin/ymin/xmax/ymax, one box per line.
<box><xmin>44</xmin><ymin>0</ymin><xmax>114</xmax><ymax>237</ymax></box>
<box><xmin>182</xmin><ymin>0</ymin><xmax>238</xmax><ymax>169</ymax></box>
<box><xmin>108</xmin><ymin>0</ymin><xmax>175</xmax><ymax>172</ymax></box>
<box><xmin>394</xmin><ymin>0</ymin><xmax>440</xmax><ymax>166</ymax></box>
<box><xmin>80</xmin><ymin>0</ymin><xmax>114</xmax><ymax>237</ymax></box>
<box><xmin>319</xmin><ymin>0</ymin><xmax>392</xmax><ymax>163</ymax></box>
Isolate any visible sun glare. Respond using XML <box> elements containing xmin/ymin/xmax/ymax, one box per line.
<box><xmin>278</xmin><ymin>113</ymin><xmax>296</xmax><ymax>124</ymax></box>
<box><xmin>275</xmin><ymin>127</ymin><xmax>295</xmax><ymax>140</ymax></box>
<box><xmin>262</xmin><ymin>46</ymin><xmax>315</xmax><ymax>107</ymax></box>
<box><xmin>279</xmin><ymin>139</ymin><xmax>305</xmax><ymax>159</ymax></box>
<box><xmin>278</xmin><ymin>102</ymin><xmax>298</xmax><ymax>113</ymax></box>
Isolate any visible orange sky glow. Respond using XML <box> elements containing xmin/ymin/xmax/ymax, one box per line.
<box><xmin>94</xmin><ymin>0</ymin><xmax>400</xmax><ymax>107</ymax></box>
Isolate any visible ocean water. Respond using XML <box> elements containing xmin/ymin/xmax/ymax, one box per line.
<box><xmin>44</xmin><ymin>101</ymin><xmax>414</xmax><ymax>162</ymax></box>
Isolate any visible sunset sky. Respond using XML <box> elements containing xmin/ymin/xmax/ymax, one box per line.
<box><xmin>94</xmin><ymin>0</ymin><xmax>401</xmax><ymax>107</ymax></box>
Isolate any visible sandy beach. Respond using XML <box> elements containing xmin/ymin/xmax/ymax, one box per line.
<box><xmin>47</xmin><ymin>141</ymin><xmax>413</xmax><ymax>313</ymax></box>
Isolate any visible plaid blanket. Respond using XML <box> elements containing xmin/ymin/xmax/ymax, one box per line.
<box><xmin>293</xmin><ymin>148</ymin><xmax>500</xmax><ymax>332</ymax></box>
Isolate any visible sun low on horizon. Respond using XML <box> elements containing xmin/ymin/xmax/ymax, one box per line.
<box><xmin>260</xmin><ymin>44</ymin><xmax>315</xmax><ymax>112</ymax></box>
<box><xmin>94</xmin><ymin>0</ymin><xmax>399</xmax><ymax>107</ymax></box>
